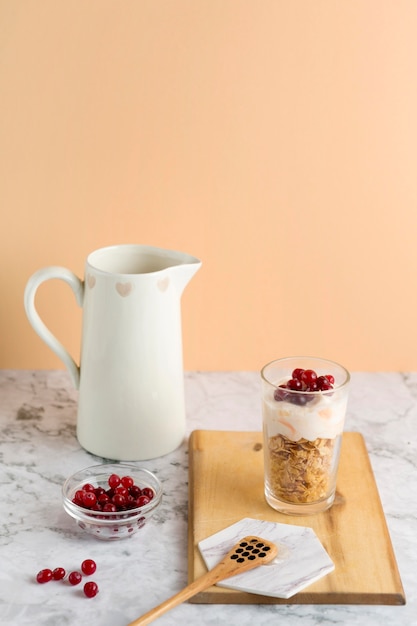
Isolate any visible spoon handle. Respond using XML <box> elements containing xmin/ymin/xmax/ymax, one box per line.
<box><xmin>127</xmin><ymin>536</ymin><xmax>278</xmax><ymax>626</ymax></box>
<box><xmin>126</xmin><ymin>567</ymin><xmax>226</xmax><ymax>626</ymax></box>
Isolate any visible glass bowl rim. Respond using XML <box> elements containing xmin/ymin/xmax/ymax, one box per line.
<box><xmin>62</xmin><ymin>462</ymin><xmax>162</xmax><ymax>521</ymax></box>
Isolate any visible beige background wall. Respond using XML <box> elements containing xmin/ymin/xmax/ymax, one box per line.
<box><xmin>1</xmin><ymin>1</ymin><xmax>417</xmax><ymax>373</ymax></box>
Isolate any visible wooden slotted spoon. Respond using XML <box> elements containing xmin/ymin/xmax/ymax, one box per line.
<box><xmin>127</xmin><ymin>536</ymin><xmax>278</xmax><ymax>626</ymax></box>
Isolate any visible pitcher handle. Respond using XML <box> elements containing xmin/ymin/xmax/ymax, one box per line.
<box><xmin>24</xmin><ymin>266</ymin><xmax>84</xmax><ymax>389</ymax></box>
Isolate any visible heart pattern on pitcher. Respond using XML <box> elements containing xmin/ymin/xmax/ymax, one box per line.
<box><xmin>116</xmin><ymin>282</ymin><xmax>133</xmax><ymax>297</ymax></box>
<box><xmin>86</xmin><ymin>274</ymin><xmax>96</xmax><ymax>289</ymax></box>
<box><xmin>157</xmin><ymin>277</ymin><xmax>170</xmax><ymax>292</ymax></box>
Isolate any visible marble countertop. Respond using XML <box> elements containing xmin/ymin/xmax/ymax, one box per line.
<box><xmin>0</xmin><ymin>370</ymin><xmax>415</xmax><ymax>626</ymax></box>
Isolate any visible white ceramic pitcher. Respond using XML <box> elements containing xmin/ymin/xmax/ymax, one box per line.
<box><xmin>24</xmin><ymin>244</ymin><xmax>201</xmax><ymax>460</ymax></box>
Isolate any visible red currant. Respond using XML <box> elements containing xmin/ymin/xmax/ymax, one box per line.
<box><xmin>82</xmin><ymin>491</ymin><xmax>97</xmax><ymax>508</ymax></box>
<box><xmin>300</xmin><ymin>369</ymin><xmax>317</xmax><ymax>386</ymax></box>
<box><xmin>317</xmin><ymin>376</ymin><xmax>332</xmax><ymax>390</ymax></box>
<box><xmin>68</xmin><ymin>571</ymin><xmax>82</xmax><ymax>586</ymax></box>
<box><xmin>273</xmin><ymin>366</ymin><xmax>335</xmax><ymax>405</ymax></box>
<box><xmin>83</xmin><ymin>581</ymin><xmax>99</xmax><ymax>598</ymax></box>
<box><xmin>71</xmin><ymin>473</ymin><xmax>155</xmax><ymax>513</ymax></box>
<box><xmin>52</xmin><ymin>567</ymin><xmax>66</xmax><ymax>580</ymax></box>
<box><xmin>274</xmin><ymin>385</ymin><xmax>289</xmax><ymax>401</ymax></box>
<box><xmin>112</xmin><ymin>493</ymin><xmax>126</xmax><ymax>508</ymax></box>
<box><xmin>287</xmin><ymin>378</ymin><xmax>302</xmax><ymax>391</ymax></box>
<box><xmin>102</xmin><ymin>502</ymin><xmax>117</xmax><ymax>512</ymax></box>
<box><xmin>292</xmin><ymin>368</ymin><xmax>305</xmax><ymax>380</ymax></box>
<box><xmin>137</xmin><ymin>495</ymin><xmax>150</xmax><ymax>507</ymax></box>
<box><xmin>141</xmin><ymin>487</ymin><xmax>154</xmax><ymax>500</ymax></box>
<box><xmin>81</xmin><ymin>559</ymin><xmax>97</xmax><ymax>575</ymax></box>
<box><xmin>98</xmin><ymin>493</ymin><xmax>110</xmax><ymax>505</ymax></box>
<box><xmin>82</xmin><ymin>483</ymin><xmax>95</xmax><ymax>492</ymax></box>
<box><xmin>36</xmin><ymin>569</ymin><xmax>53</xmax><ymax>584</ymax></box>
<box><xmin>129</xmin><ymin>485</ymin><xmax>142</xmax><ymax>498</ymax></box>
<box><xmin>108</xmin><ymin>473</ymin><xmax>121</xmax><ymax>489</ymax></box>
<box><xmin>73</xmin><ymin>490</ymin><xmax>85</xmax><ymax>505</ymax></box>
<box><xmin>126</xmin><ymin>495</ymin><xmax>138</xmax><ymax>509</ymax></box>
<box><xmin>121</xmin><ymin>475</ymin><xmax>134</xmax><ymax>488</ymax></box>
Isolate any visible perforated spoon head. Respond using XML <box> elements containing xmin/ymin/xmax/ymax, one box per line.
<box><xmin>207</xmin><ymin>535</ymin><xmax>278</xmax><ymax>582</ymax></box>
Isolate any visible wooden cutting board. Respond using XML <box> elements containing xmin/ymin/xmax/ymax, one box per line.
<box><xmin>188</xmin><ymin>430</ymin><xmax>405</xmax><ymax>605</ymax></box>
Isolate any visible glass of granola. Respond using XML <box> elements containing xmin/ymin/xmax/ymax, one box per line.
<box><xmin>261</xmin><ymin>356</ymin><xmax>350</xmax><ymax>515</ymax></box>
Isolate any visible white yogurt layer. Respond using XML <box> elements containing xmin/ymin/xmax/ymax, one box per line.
<box><xmin>263</xmin><ymin>387</ymin><xmax>348</xmax><ymax>441</ymax></box>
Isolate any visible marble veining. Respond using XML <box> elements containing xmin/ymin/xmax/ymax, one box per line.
<box><xmin>198</xmin><ymin>518</ymin><xmax>334</xmax><ymax>598</ymax></box>
<box><xmin>0</xmin><ymin>370</ymin><xmax>416</xmax><ymax>626</ymax></box>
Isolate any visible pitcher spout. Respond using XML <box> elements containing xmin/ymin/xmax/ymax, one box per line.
<box><xmin>170</xmin><ymin>254</ymin><xmax>202</xmax><ymax>295</ymax></box>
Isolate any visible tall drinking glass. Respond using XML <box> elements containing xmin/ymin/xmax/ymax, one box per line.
<box><xmin>261</xmin><ymin>356</ymin><xmax>350</xmax><ymax>515</ymax></box>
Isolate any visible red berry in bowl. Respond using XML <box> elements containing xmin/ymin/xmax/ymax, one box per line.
<box><xmin>73</xmin><ymin>490</ymin><xmax>85</xmax><ymax>505</ymax></box>
<box><xmin>129</xmin><ymin>485</ymin><xmax>142</xmax><ymax>498</ymax></box>
<box><xmin>83</xmin><ymin>581</ymin><xmax>99</xmax><ymax>598</ymax></box>
<box><xmin>141</xmin><ymin>487</ymin><xmax>154</xmax><ymax>500</ymax></box>
<box><xmin>121</xmin><ymin>475</ymin><xmax>134</xmax><ymax>489</ymax></box>
<box><xmin>82</xmin><ymin>491</ymin><xmax>97</xmax><ymax>508</ymax></box>
<box><xmin>82</xmin><ymin>483</ymin><xmax>95</xmax><ymax>492</ymax></box>
<box><xmin>81</xmin><ymin>559</ymin><xmax>97</xmax><ymax>575</ymax></box>
<box><xmin>108</xmin><ymin>473</ymin><xmax>121</xmax><ymax>489</ymax></box>
<box><xmin>112</xmin><ymin>493</ymin><xmax>126</xmax><ymax>508</ymax></box>
<box><xmin>98</xmin><ymin>493</ymin><xmax>110</xmax><ymax>505</ymax></box>
<box><xmin>36</xmin><ymin>569</ymin><xmax>53</xmax><ymax>584</ymax></box>
<box><xmin>102</xmin><ymin>502</ymin><xmax>117</xmax><ymax>512</ymax></box>
<box><xmin>137</xmin><ymin>495</ymin><xmax>150</xmax><ymax>507</ymax></box>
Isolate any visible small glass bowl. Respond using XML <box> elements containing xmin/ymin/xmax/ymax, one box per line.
<box><xmin>62</xmin><ymin>463</ymin><xmax>162</xmax><ymax>540</ymax></box>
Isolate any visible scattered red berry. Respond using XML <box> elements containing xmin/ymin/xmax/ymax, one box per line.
<box><xmin>68</xmin><ymin>571</ymin><xmax>82</xmax><ymax>586</ymax></box>
<box><xmin>36</xmin><ymin>560</ymin><xmax>100</xmax><ymax>599</ymax></box>
<box><xmin>52</xmin><ymin>567</ymin><xmax>66</xmax><ymax>580</ymax></box>
<box><xmin>36</xmin><ymin>569</ymin><xmax>53</xmax><ymax>584</ymax></box>
<box><xmin>83</xmin><ymin>581</ymin><xmax>99</xmax><ymax>598</ymax></box>
<box><xmin>81</xmin><ymin>559</ymin><xmax>97</xmax><ymax>575</ymax></box>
